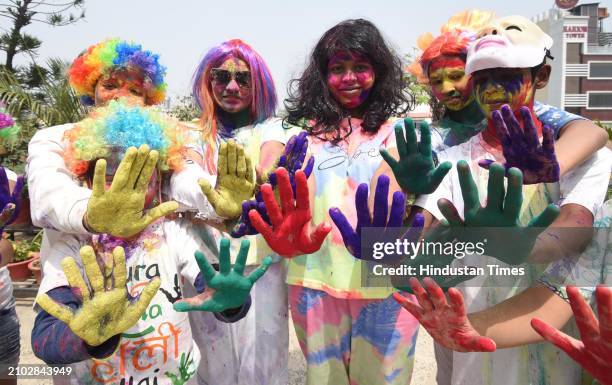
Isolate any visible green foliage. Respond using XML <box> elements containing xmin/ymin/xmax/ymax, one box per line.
<box><xmin>0</xmin><ymin>58</ymin><xmax>86</xmax><ymax>172</ymax></box>
<box><xmin>403</xmin><ymin>52</ymin><xmax>430</xmax><ymax>106</ymax></box>
<box><xmin>168</xmin><ymin>96</ymin><xmax>200</xmax><ymax>122</ymax></box>
<box><xmin>12</xmin><ymin>230</ymin><xmax>42</xmax><ymax>262</ymax></box>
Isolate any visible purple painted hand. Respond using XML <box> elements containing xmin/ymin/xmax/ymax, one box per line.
<box><xmin>269</xmin><ymin>131</ymin><xmax>315</xmax><ymax>192</ymax></box>
<box><xmin>230</xmin><ymin>198</ymin><xmax>270</xmax><ymax>238</ymax></box>
<box><xmin>479</xmin><ymin>105</ymin><xmax>559</xmax><ymax>184</ymax></box>
<box><xmin>329</xmin><ymin>174</ymin><xmax>424</xmax><ymax>260</ymax></box>
<box><xmin>0</xmin><ymin>167</ymin><xmax>24</xmax><ymax>230</ymax></box>
<box><xmin>234</xmin><ymin>131</ymin><xmax>315</xmax><ymax>238</ymax></box>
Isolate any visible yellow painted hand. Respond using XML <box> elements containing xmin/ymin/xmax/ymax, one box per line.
<box><xmin>199</xmin><ymin>140</ymin><xmax>255</xmax><ymax>219</ymax></box>
<box><xmin>36</xmin><ymin>246</ymin><xmax>160</xmax><ymax>347</ymax></box>
<box><xmin>85</xmin><ymin>145</ymin><xmax>179</xmax><ymax>238</ymax></box>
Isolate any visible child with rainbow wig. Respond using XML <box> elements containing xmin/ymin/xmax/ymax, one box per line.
<box><xmin>168</xmin><ymin>38</ymin><xmax>290</xmax><ymax>385</ymax></box>
<box><xmin>31</xmin><ymin>100</ymin><xmax>269</xmax><ymax>385</ymax></box>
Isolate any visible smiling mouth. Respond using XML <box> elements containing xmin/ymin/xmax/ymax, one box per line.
<box><xmin>476</xmin><ymin>38</ymin><xmax>507</xmax><ymax>51</ymax></box>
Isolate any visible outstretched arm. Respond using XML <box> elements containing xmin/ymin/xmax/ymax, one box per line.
<box><xmin>469</xmin><ymin>284</ymin><xmax>573</xmax><ymax>348</ymax></box>
<box><xmin>555</xmin><ymin>119</ymin><xmax>608</xmax><ymax>177</ymax></box>
<box><xmin>395</xmin><ymin>280</ymin><xmax>573</xmax><ymax>351</ymax></box>
<box><xmin>32</xmin><ymin>287</ymin><xmax>121</xmax><ymax>364</ymax></box>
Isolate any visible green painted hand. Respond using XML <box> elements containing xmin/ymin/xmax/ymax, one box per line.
<box><xmin>36</xmin><ymin>246</ymin><xmax>160</xmax><ymax>347</ymax></box>
<box><xmin>437</xmin><ymin>161</ymin><xmax>560</xmax><ymax>264</ymax></box>
<box><xmin>174</xmin><ymin>238</ymin><xmax>272</xmax><ymax>313</ymax></box>
<box><xmin>85</xmin><ymin>145</ymin><xmax>179</xmax><ymax>238</ymax></box>
<box><xmin>380</xmin><ymin>118</ymin><xmax>452</xmax><ymax>195</ymax></box>
<box><xmin>199</xmin><ymin>140</ymin><xmax>256</xmax><ymax>219</ymax></box>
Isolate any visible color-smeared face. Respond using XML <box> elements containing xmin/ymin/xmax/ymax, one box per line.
<box><xmin>211</xmin><ymin>57</ymin><xmax>252</xmax><ymax>114</ymax></box>
<box><xmin>326</xmin><ymin>51</ymin><xmax>375</xmax><ymax>110</ymax></box>
<box><xmin>472</xmin><ymin>67</ymin><xmax>534</xmax><ymax>118</ymax></box>
<box><xmin>428</xmin><ymin>55</ymin><xmax>473</xmax><ymax>111</ymax></box>
<box><xmin>94</xmin><ymin>68</ymin><xmax>149</xmax><ymax>107</ymax></box>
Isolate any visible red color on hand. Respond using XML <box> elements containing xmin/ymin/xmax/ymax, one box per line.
<box><xmin>249</xmin><ymin>167</ymin><xmax>331</xmax><ymax>258</ymax></box>
<box><xmin>394</xmin><ymin>277</ymin><xmax>496</xmax><ymax>352</ymax></box>
<box><xmin>531</xmin><ymin>285</ymin><xmax>612</xmax><ymax>385</ymax></box>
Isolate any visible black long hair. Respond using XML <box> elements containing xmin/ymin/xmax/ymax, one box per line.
<box><xmin>283</xmin><ymin>19</ymin><xmax>413</xmax><ymax>144</ymax></box>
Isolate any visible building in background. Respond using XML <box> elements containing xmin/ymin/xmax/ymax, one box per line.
<box><xmin>534</xmin><ymin>2</ymin><xmax>612</xmax><ymax>127</ymax></box>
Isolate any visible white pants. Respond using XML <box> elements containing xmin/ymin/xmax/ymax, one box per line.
<box><xmin>187</xmin><ymin>262</ymin><xmax>289</xmax><ymax>385</ymax></box>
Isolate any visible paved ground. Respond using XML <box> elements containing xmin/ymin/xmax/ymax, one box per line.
<box><xmin>15</xmin><ymin>297</ymin><xmax>436</xmax><ymax>385</ymax></box>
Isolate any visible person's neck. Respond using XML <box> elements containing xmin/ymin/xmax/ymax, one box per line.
<box><xmin>217</xmin><ymin>108</ymin><xmax>252</xmax><ymax>132</ymax></box>
<box><xmin>482</xmin><ymin>101</ymin><xmax>542</xmax><ymax>149</ymax></box>
<box><xmin>445</xmin><ymin>100</ymin><xmax>485</xmax><ymax>125</ymax></box>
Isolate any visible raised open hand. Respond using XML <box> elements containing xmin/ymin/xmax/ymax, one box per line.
<box><xmin>173</xmin><ymin>238</ymin><xmax>272</xmax><ymax>313</ymax></box>
<box><xmin>0</xmin><ymin>167</ymin><xmax>24</xmax><ymax>229</ymax></box>
<box><xmin>479</xmin><ymin>105</ymin><xmax>559</xmax><ymax>184</ymax></box>
<box><xmin>395</xmin><ymin>277</ymin><xmax>496</xmax><ymax>352</ymax></box>
<box><xmin>36</xmin><ymin>245</ymin><xmax>160</xmax><ymax>346</ymax></box>
<box><xmin>380</xmin><ymin>118</ymin><xmax>452</xmax><ymax>195</ymax></box>
<box><xmin>329</xmin><ymin>174</ymin><xmax>423</xmax><ymax>260</ymax></box>
<box><xmin>249</xmin><ymin>167</ymin><xmax>331</xmax><ymax>258</ymax></box>
<box><xmin>230</xmin><ymin>199</ymin><xmax>270</xmax><ymax>238</ymax></box>
<box><xmin>233</xmin><ymin>132</ymin><xmax>315</xmax><ymax>238</ymax></box>
<box><xmin>268</xmin><ymin>131</ymin><xmax>315</xmax><ymax>190</ymax></box>
<box><xmin>437</xmin><ymin>160</ymin><xmax>559</xmax><ymax>265</ymax></box>
<box><xmin>85</xmin><ymin>145</ymin><xmax>179</xmax><ymax>238</ymax></box>
<box><xmin>199</xmin><ymin>140</ymin><xmax>255</xmax><ymax>219</ymax></box>
<box><xmin>531</xmin><ymin>285</ymin><xmax>612</xmax><ymax>385</ymax></box>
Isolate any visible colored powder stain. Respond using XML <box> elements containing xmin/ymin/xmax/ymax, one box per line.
<box><xmin>296</xmin><ymin>287</ymin><xmax>327</xmax><ymax>315</ymax></box>
<box><xmin>384</xmin><ymin>368</ymin><xmax>403</xmax><ymax>382</ymax></box>
<box><xmin>351</xmin><ymin>300</ymin><xmax>403</xmax><ymax>356</ymax></box>
<box><xmin>306</xmin><ymin>331</ymin><xmax>351</xmax><ymax>365</ymax></box>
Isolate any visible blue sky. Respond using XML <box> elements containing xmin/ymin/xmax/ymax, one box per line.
<box><xmin>2</xmin><ymin>0</ymin><xmax>611</xmax><ymax>100</ymax></box>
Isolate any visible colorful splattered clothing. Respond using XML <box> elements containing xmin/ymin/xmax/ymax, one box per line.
<box><xmin>285</xmin><ymin>118</ymin><xmax>398</xmax><ymax>299</ymax></box>
<box><xmin>170</xmin><ymin>118</ymin><xmax>290</xmax><ymax>385</ymax></box>
<box><xmin>289</xmin><ymin>285</ymin><xmax>419</xmax><ymax>385</ymax></box>
<box><xmin>281</xmin><ymin>118</ymin><xmax>419</xmax><ymax>385</ymax></box>
<box><xmin>430</xmin><ymin>101</ymin><xmax>584</xmax><ymax>152</ymax></box>
<box><xmin>415</xmin><ymin>130</ymin><xmax>611</xmax><ymax>385</ymax></box>
<box><xmin>32</xmin><ymin>220</ymin><xmax>226</xmax><ymax>385</ymax></box>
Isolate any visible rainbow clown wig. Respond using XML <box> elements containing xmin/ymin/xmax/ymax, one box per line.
<box><xmin>408</xmin><ymin>10</ymin><xmax>496</xmax><ymax>84</ymax></box>
<box><xmin>68</xmin><ymin>38</ymin><xmax>167</xmax><ymax>106</ymax></box>
<box><xmin>63</xmin><ymin>99</ymin><xmax>187</xmax><ymax>177</ymax></box>
<box><xmin>192</xmin><ymin>39</ymin><xmax>277</xmax><ymax>173</ymax></box>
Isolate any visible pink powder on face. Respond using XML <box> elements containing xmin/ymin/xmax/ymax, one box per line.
<box><xmin>326</xmin><ymin>51</ymin><xmax>375</xmax><ymax>110</ymax></box>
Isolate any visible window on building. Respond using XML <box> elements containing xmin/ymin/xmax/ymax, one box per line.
<box><xmin>589</xmin><ymin>62</ymin><xmax>612</xmax><ymax>78</ymax></box>
<box><xmin>588</xmin><ymin>92</ymin><xmax>612</xmax><ymax>108</ymax></box>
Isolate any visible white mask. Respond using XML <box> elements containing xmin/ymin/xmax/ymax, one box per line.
<box><xmin>466</xmin><ymin>15</ymin><xmax>553</xmax><ymax>75</ymax></box>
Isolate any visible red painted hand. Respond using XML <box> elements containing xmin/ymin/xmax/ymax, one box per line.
<box><xmin>249</xmin><ymin>167</ymin><xmax>331</xmax><ymax>258</ymax></box>
<box><xmin>394</xmin><ymin>277</ymin><xmax>496</xmax><ymax>352</ymax></box>
<box><xmin>531</xmin><ymin>285</ymin><xmax>612</xmax><ymax>385</ymax></box>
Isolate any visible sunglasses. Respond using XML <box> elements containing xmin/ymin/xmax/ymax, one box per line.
<box><xmin>211</xmin><ymin>68</ymin><xmax>251</xmax><ymax>88</ymax></box>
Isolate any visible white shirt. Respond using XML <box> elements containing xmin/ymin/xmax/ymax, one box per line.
<box><xmin>38</xmin><ymin>219</ymin><xmax>212</xmax><ymax>385</ymax></box>
<box><xmin>415</xmin><ymin>133</ymin><xmax>611</xmax><ymax>385</ymax></box>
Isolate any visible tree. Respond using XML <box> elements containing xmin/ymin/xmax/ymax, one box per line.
<box><xmin>0</xmin><ymin>0</ymin><xmax>85</xmax><ymax>72</ymax></box>
<box><xmin>0</xmin><ymin>58</ymin><xmax>85</xmax><ymax>172</ymax></box>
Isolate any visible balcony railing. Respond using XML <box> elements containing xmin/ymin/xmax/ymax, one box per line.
<box><xmin>564</xmin><ymin>94</ymin><xmax>588</xmax><ymax>107</ymax></box>
<box><xmin>566</xmin><ymin>64</ymin><xmax>588</xmax><ymax>76</ymax></box>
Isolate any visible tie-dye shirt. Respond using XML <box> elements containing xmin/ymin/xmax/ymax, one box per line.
<box><xmin>284</xmin><ymin>118</ymin><xmax>398</xmax><ymax>299</ymax></box>
<box><xmin>415</xmin><ymin>131</ymin><xmax>611</xmax><ymax>385</ymax></box>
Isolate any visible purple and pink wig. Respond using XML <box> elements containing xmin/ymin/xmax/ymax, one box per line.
<box><xmin>191</xmin><ymin>39</ymin><xmax>277</xmax><ymax>173</ymax></box>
